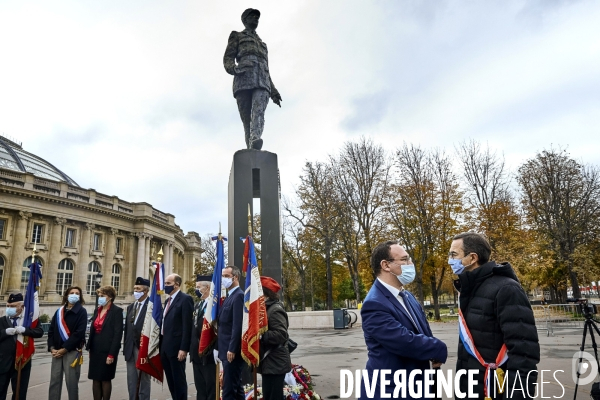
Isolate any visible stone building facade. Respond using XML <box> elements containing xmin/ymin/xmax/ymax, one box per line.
<box><xmin>0</xmin><ymin>136</ymin><xmax>202</xmax><ymax>309</ymax></box>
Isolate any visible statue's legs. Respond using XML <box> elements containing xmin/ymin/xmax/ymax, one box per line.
<box><xmin>235</xmin><ymin>89</ymin><xmax>269</xmax><ymax>149</ymax></box>
<box><xmin>235</xmin><ymin>90</ymin><xmax>253</xmax><ymax>148</ymax></box>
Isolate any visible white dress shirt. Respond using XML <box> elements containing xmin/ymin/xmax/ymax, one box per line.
<box><xmin>377</xmin><ymin>278</ymin><xmax>418</xmax><ymax>328</ymax></box>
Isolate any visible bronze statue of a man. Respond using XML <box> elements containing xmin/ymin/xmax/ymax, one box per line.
<box><xmin>224</xmin><ymin>8</ymin><xmax>282</xmax><ymax>150</ymax></box>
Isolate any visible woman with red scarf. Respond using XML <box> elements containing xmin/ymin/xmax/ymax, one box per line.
<box><xmin>86</xmin><ymin>285</ymin><xmax>123</xmax><ymax>400</ymax></box>
<box><xmin>257</xmin><ymin>276</ymin><xmax>291</xmax><ymax>400</ymax></box>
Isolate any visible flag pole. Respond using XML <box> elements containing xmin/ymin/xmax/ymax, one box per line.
<box><xmin>248</xmin><ymin>205</ymin><xmax>258</xmax><ymax>399</ymax></box>
<box><xmin>15</xmin><ymin>243</ymin><xmax>37</xmax><ymax>400</ymax></box>
<box><xmin>216</xmin><ymin>223</ymin><xmax>222</xmax><ymax>400</ymax></box>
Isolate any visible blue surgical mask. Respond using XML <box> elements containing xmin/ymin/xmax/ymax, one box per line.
<box><xmin>98</xmin><ymin>297</ymin><xmax>108</xmax><ymax>307</ymax></box>
<box><xmin>68</xmin><ymin>294</ymin><xmax>80</xmax><ymax>304</ymax></box>
<box><xmin>448</xmin><ymin>258</ymin><xmax>465</xmax><ymax>275</ymax></box>
<box><xmin>164</xmin><ymin>285</ymin><xmax>175</xmax><ymax>295</ymax></box>
<box><xmin>133</xmin><ymin>291</ymin><xmax>144</xmax><ymax>301</ymax></box>
<box><xmin>397</xmin><ymin>264</ymin><xmax>416</xmax><ymax>285</ymax></box>
<box><xmin>6</xmin><ymin>307</ymin><xmax>17</xmax><ymax>317</ymax></box>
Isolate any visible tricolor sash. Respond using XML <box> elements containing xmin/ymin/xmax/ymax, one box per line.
<box><xmin>458</xmin><ymin>308</ymin><xmax>508</xmax><ymax>399</ymax></box>
<box><xmin>56</xmin><ymin>306</ymin><xmax>71</xmax><ymax>342</ymax></box>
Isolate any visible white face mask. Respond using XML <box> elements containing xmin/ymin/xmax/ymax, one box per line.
<box><xmin>390</xmin><ymin>264</ymin><xmax>416</xmax><ymax>285</ymax></box>
<box><xmin>67</xmin><ymin>294</ymin><xmax>80</xmax><ymax>304</ymax></box>
<box><xmin>222</xmin><ymin>277</ymin><xmax>233</xmax><ymax>289</ymax></box>
<box><xmin>133</xmin><ymin>291</ymin><xmax>144</xmax><ymax>301</ymax></box>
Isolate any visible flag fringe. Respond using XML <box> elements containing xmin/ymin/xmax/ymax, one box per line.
<box><xmin>241</xmin><ymin>323</ymin><xmax>269</xmax><ymax>367</ymax></box>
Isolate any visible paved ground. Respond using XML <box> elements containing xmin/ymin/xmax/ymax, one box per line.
<box><xmin>11</xmin><ymin>322</ymin><xmax>587</xmax><ymax>399</ymax></box>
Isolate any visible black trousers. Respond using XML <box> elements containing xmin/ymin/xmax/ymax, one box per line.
<box><xmin>160</xmin><ymin>352</ymin><xmax>188</xmax><ymax>400</ymax></box>
<box><xmin>261</xmin><ymin>373</ymin><xmax>285</xmax><ymax>400</ymax></box>
<box><xmin>0</xmin><ymin>361</ymin><xmax>32</xmax><ymax>400</ymax></box>
<box><xmin>222</xmin><ymin>356</ymin><xmax>245</xmax><ymax>400</ymax></box>
<box><xmin>192</xmin><ymin>361</ymin><xmax>216</xmax><ymax>400</ymax></box>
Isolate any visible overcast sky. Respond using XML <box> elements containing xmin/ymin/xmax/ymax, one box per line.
<box><xmin>1</xmin><ymin>0</ymin><xmax>599</xmax><ymax>235</ymax></box>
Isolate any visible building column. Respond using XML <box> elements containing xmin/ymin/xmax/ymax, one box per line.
<box><xmin>123</xmin><ymin>232</ymin><xmax>136</xmax><ymax>295</ymax></box>
<box><xmin>7</xmin><ymin>211</ymin><xmax>32</xmax><ymax>294</ymax></box>
<box><xmin>135</xmin><ymin>233</ymin><xmax>146</xmax><ymax>279</ymax></box>
<box><xmin>44</xmin><ymin>217</ymin><xmax>67</xmax><ymax>296</ymax></box>
<box><xmin>77</xmin><ymin>223</ymin><xmax>94</xmax><ymax>295</ymax></box>
<box><xmin>144</xmin><ymin>235</ymin><xmax>153</xmax><ymax>277</ymax></box>
<box><xmin>103</xmin><ymin>228</ymin><xmax>117</xmax><ymax>288</ymax></box>
<box><xmin>167</xmin><ymin>241</ymin><xmax>174</xmax><ymax>276</ymax></box>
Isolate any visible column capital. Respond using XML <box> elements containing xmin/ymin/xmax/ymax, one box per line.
<box><xmin>54</xmin><ymin>217</ymin><xmax>67</xmax><ymax>226</ymax></box>
<box><xmin>136</xmin><ymin>232</ymin><xmax>148</xmax><ymax>239</ymax></box>
<box><xmin>146</xmin><ymin>234</ymin><xmax>153</xmax><ymax>241</ymax></box>
<box><xmin>110</xmin><ymin>228</ymin><xmax>119</xmax><ymax>236</ymax></box>
<box><xmin>19</xmin><ymin>211</ymin><xmax>32</xmax><ymax>220</ymax></box>
<box><xmin>85</xmin><ymin>222</ymin><xmax>96</xmax><ymax>231</ymax></box>
<box><xmin>167</xmin><ymin>240</ymin><xmax>175</xmax><ymax>247</ymax></box>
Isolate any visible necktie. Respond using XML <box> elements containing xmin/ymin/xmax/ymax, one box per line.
<box><xmin>398</xmin><ymin>291</ymin><xmax>422</xmax><ymax>333</ymax></box>
<box><xmin>132</xmin><ymin>302</ymin><xmax>140</xmax><ymax>324</ymax></box>
<box><xmin>11</xmin><ymin>318</ymin><xmax>18</xmax><ymax>328</ymax></box>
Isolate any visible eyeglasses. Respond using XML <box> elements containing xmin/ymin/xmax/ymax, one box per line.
<box><xmin>387</xmin><ymin>257</ymin><xmax>412</xmax><ymax>265</ymax></box>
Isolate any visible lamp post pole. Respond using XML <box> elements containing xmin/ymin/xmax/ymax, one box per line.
<box><xmin>94</xmin><ymin>270</ymin><xmax>103</xmax><ymax>309</ymax></box>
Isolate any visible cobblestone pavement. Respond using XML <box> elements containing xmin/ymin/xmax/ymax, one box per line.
<box><xmin>12</xmin><ymin>322</ymin><xmax>584</xmax><ymax>399</ymax></box>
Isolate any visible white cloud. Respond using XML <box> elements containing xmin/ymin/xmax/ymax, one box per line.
<box><xmin>1</xmin><ymin>0</ymin><xmax>599</xmax><ymax>234</ymax></box>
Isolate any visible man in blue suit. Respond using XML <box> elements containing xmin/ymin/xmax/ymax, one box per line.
<box><xmin>360</xmin><ymin>240</ymin><xmax>447</xmax><ymax>400</ymax></box>
<box><xmin>217</xmin><ymin>266</ymin><xmax>245</xmax><ymax>400</ymax></box>
<box><xmin>160</xmin><ymin>273</ymin><xmax>194</xmax><ymax>400</ymax></box>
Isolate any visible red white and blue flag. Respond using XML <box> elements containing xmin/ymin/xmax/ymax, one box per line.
<box><xmin>16</xmin><ymin>261</ymin><xmax>42</xmax><ymax>369</ymax></box>
<box><xmin>136</xmin><ymin>263</ymin><xmax>164</xmax><ymax>382</ymax></box>
<box><xmin>241</xmin><ymin>235</ymin><xmax>268</xmax><ymax>366</ymax></box>
<box><xmin>198</xmin><ymin>235</ymin><xmax>227</xmax><ymax>355</ymax></box>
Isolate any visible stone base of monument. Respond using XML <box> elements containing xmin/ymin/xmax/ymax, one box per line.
<box><xmin>287</xmin><ymin>310</ymin><xmax>363</xmax><ymax>329</ymax></box>
<box><xmin>228</xmin><ymin>149</ymin><xmax>282</xmax><ymax>286</ymax></box>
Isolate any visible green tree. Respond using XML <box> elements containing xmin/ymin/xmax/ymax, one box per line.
<box><xmin>517</xmin><ymin>148</ymin><xmax>600</xmax><ymax>299</ymax></box>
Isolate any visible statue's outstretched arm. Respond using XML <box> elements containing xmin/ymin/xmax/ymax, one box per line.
<box><xmin>223</xmin><ymin>32</ymin><xmax>238</xmax><ymax>76</ymax></box>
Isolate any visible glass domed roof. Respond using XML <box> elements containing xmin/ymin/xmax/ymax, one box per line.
<box><xmin>0</xmin><ymin>136</ymin><xmax>79</xmax><ymax>186</ymax></box>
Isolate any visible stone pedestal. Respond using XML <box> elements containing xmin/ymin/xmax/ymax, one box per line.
<box><xmin>228</xmin><ymin>149</ymin><xmax>282</xmax><ymax>287</ymax></box>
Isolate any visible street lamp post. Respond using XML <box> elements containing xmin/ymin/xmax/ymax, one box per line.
<box><xmin>94</xmin><ymin>271</ymin><xmax>103</xmax><ymax>308</ymax></box>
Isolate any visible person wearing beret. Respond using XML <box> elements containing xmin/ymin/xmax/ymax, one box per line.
<box><xmin>0</xmin><ymin>293</ymin><xmax>44</xmax><ymax>400</ymax></box>
<box><xmin>86</xmin><ymin>285</ymin><xmax>123</xmax><ymax>400</ymax></box>
<box><xmin>124</xmin><ymin>277</ymin><xmax>151</xmax><ymax>400</ymax></box>
<box><xmin>190</xmin><ymin>275</ymin><xmax>216</xmax><ymax>400</ymax></box>
<box><xmin>48</xmin><ymin>286</ymin><xmax>88</xmax><ymax>400</ymax></box>
<box><xmin>257</xmin><ymin>277</ymin><xmax>291</xmax><ymax>400</ymax></box>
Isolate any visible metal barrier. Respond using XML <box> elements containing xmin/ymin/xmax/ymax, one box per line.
<box><xmin>533</xmin><ymin>304</ymin><xmax>586</xmax><ymax>336</ymax></box>
<box><xmin>531</xmin><ymin>305</ymin><xmax>551</xmax><ymax>336</ymax></box>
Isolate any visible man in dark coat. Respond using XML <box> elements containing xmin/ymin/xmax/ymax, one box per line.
<box><xmin>223</xmin><ymin>8</ymin><xmax>282</xmax><ymax>150</ymax></box>
<box><xmin>217</xmin><ymin>266</ymin><xmax>245</xmax><ymax>400</ymax></box>
<box><xmin>160</xmin><ymin>273</ymin><xmax>194</xmax><ymax>400</ymax></box>
<box><xmin>449</xmin><ymin>232</ymin><xmax>540</xmax><ymax>400</ymax></box>
<box><xmin>190</xmin><ymin>275</ymin><xmax>216</xmax><ymax>400</ymax></box>
<box><xmin>0</xmin><ymin>293</ymin><xmax>44</xmax><ymax>400</ymax></box>
<box><xmin>360</xmin><ymin>241</ymin><xmax>447</xmax><ymax>400</ymax></box>
<box><xmin>123</xmin><ymin>277</ymin><xmax>151</xmax><ymax>400</ymax></box>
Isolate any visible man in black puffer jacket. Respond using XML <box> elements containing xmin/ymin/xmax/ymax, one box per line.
<box><xmin>449</xmin><ymin>232</ymin><xmax>540</xmax><ymax>400</ymax></box>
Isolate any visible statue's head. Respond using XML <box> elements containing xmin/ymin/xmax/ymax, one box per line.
<box><xmin>241</xmin><ymin>8</ymin><xmax>260</xmax><ymax>30</ymax></box>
